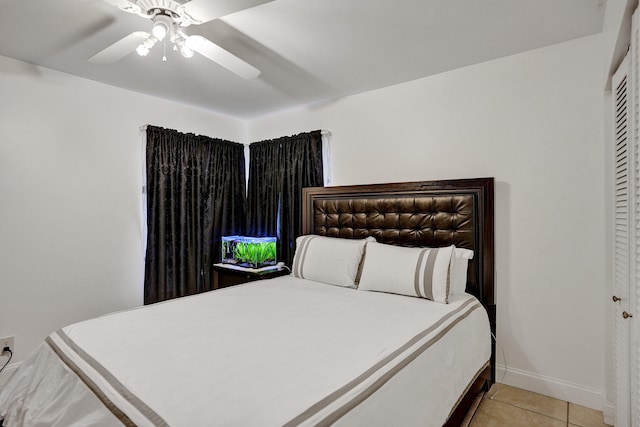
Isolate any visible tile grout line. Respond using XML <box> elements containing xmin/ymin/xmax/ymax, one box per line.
<box><xmin>487</xmin><ymin>397</ymin><xmax>570</xmax><ymax>425</ymax></box>
<box><xmin>489</xmin><ymin>385</ymin><xmax>573</xmax><ymax>424</ymax></box>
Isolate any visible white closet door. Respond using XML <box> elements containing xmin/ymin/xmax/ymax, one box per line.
<box><xmin>613</xmin><ymin>52</ymin><xmax>632</xmax><ymax>427</ymax></box>
<box><xmin>613</xmin><ymin>10</ymin><xmax>640</xmax><ymax>424</ymax></box>
<box><xmin>629</xmin><ymin>12</ymin><xmax>640</xmax><ymax>424</ymax></box>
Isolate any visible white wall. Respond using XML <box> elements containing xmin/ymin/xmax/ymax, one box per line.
<box><xmin>0</xmin><ymin>55</ymin><xmax>246</xmax><ymax>377</ymax></box>
<box><xmin>249</xmin><ymin>35</ymin><xmax>606</xmax><ymax>409</ymax></box>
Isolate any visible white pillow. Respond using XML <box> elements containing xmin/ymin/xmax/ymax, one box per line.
<box><xmin>291</xmin><ymin>235</ymin><xmax>371</xmax><ymax>288</ymax></box>
<box><xmin>358</xmin><ymin>242</ymin><xmax>455</xmax><ymax>303</ymax></box>
<box><xmin>450</xmin><ymin>248</ymin><xmax>474</xmax><ymax>295</ymax></box>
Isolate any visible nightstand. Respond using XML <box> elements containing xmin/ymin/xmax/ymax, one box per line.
<box><xmin>212</xmin><ymin>264</ymin><xmax>290</xmax><ymax>289</ymax></box>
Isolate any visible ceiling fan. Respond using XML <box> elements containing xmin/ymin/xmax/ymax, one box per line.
<box><xmin>88</xmin><ymin>0</ymin><xmax>272</xmax><ymax>79</ymax></box>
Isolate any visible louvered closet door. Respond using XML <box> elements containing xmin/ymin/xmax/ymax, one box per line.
<box><xmin>612</xmin><ymin>10</ymin><xmax>640</xmax><ymax>425</ymax></box>
<box><xmin>628</xmin><ymin>11</ymin><xmax>640</xmax><ymax>424</ymax></box>
<box><xmin>613</xmin><ymin>53</ymin><xmax>632</xmax><ymax>427</ymax></box>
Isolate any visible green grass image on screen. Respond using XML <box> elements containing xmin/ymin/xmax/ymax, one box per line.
<box><xmin>222</xmin><ymin>236</ymin><xmax>277</xmax><ymax>269</ymax></box>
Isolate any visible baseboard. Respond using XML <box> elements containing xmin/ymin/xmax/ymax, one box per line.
<box><xmin>496</xmin><ymin>364</ymin><xmax>605</xmax><ymax>411</ymax></box>
<box><xmin>0</xmin><ymin>362</ymin><xmax>21</xmax><ymax>389</ymax></box>
<box><xmin>602</xmin><ymin>400</ymin><xmax>616</xmax><ymax>425</ymax></box>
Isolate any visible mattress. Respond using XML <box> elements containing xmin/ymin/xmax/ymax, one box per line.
<box><xmin>0</xmin><ymin>276</ymin><xmax>490</xmax><ymax>426</ymax></box>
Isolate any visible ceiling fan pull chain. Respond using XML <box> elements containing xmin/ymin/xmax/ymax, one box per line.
<box><xmin>162</xmin><ymin>42</ymin><xmax>167</xmax><ymax>62</ymax></box>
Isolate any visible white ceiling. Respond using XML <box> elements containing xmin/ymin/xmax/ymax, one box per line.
<box><xmin>0</xmin><ymin>0</ymin><xmax>605</xmax><ymax>119</ymax></box>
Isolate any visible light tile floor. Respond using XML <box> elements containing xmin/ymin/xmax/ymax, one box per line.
<box><xmin>469</xmin><ymin>384</ymin><xmax>611</xmax><ymax>427</ymax></box>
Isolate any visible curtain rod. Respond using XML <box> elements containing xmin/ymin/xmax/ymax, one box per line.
<box><xmin>244</xmin><ymin>130</ymin><xmax>331</xmax><ymax>146</ymax></box>
<box><xmin>140</xmin><ymin>126</ymin><xmax>331</xmax><ymax>140</ymax></box>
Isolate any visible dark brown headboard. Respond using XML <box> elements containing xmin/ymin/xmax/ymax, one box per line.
<box><xmin>301</xmin><ymin>178</ymin><xmax>496</xmax><ymax>381</ymax></box>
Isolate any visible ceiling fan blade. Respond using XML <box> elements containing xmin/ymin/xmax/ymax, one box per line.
<box><xmin>180</xmin><ymin>0</ymin><xmax>274</xmax><ymax>24</ymax></box>
<box><xmin>88</xmin><ymin>31</ymin><xmax>149</xmax><ymax>64</ymax></box>
<box><xmin>186</xmin><ymin>35</ymin><xmax>260</xmax><ymax>79</ymax></box>
<box><xmin>99</xmin><ymin>0</ymin><xmax>142</xmax><ymax>14</ymax></box>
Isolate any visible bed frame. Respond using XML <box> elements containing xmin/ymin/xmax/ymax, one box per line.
<box><xmin>301</xmin><ymin>177</ymin><xmax>495</xmax><ymax>425</ymax></box>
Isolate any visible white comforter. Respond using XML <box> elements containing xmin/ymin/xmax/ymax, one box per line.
<box><xmin>0</xmin><ymin>276</ymin><xmax>490</xmax><ymax>426</ymax></box>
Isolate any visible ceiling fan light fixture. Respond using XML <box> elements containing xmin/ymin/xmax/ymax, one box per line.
<box><xmin>180</xmin><ymin>45</ymin><xmax>194</xmax><ymax>58</ymax></box>
<box><xmin>136</xmin><ymin>44</ymin><xmax>150</xmax><ymax>56</ymax></box>
<box><xmin>136</xmin><ymin>43</ymin><xmax>149</xmax><ymax>56</ymax></box>
<box><xmin>151</xmin><ymin>13</ymin><xmax>173</xmax><ymax>41</ymax></box>
<box><xmin>172</xmin><ymin>31</ymin><xmax>194</xmax><ymax>58</ymax></box>
<box><xmin>151</xmin><ymin>22</ymin><xmax>168</xmax><ymax>40</ymax></box>
<box><xmin>136</xmin><ymin>36</ymin><xmax>158</xmax><ymax>56</ymax></box>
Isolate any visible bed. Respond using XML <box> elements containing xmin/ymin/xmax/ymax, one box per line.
<box><xmin>0</xmin><ymin>177</ymin><xmax>495</xmax><ymax>426</ymax></box>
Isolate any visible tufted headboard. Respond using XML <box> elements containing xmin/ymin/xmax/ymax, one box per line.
<box><xmin>301</xmin><ymin>178</ymin><xmax>495</xmax><ymax>380</ymax></box>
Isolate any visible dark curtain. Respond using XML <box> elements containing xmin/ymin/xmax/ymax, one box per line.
<box><xmin>247</xmin><ymin>130</ymin><xmax>323</xmax><ymax>266</ymax></box>
<box><xmin>144</xmin><ymin>126</ymin><xmax>246</xmax><ymax>304</ymax></box>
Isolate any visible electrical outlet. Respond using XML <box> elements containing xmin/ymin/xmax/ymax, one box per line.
<box><xmin>1</xmin><ymin>336</ymin><xmax>14</xmax><ymax>355</ymax></box>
